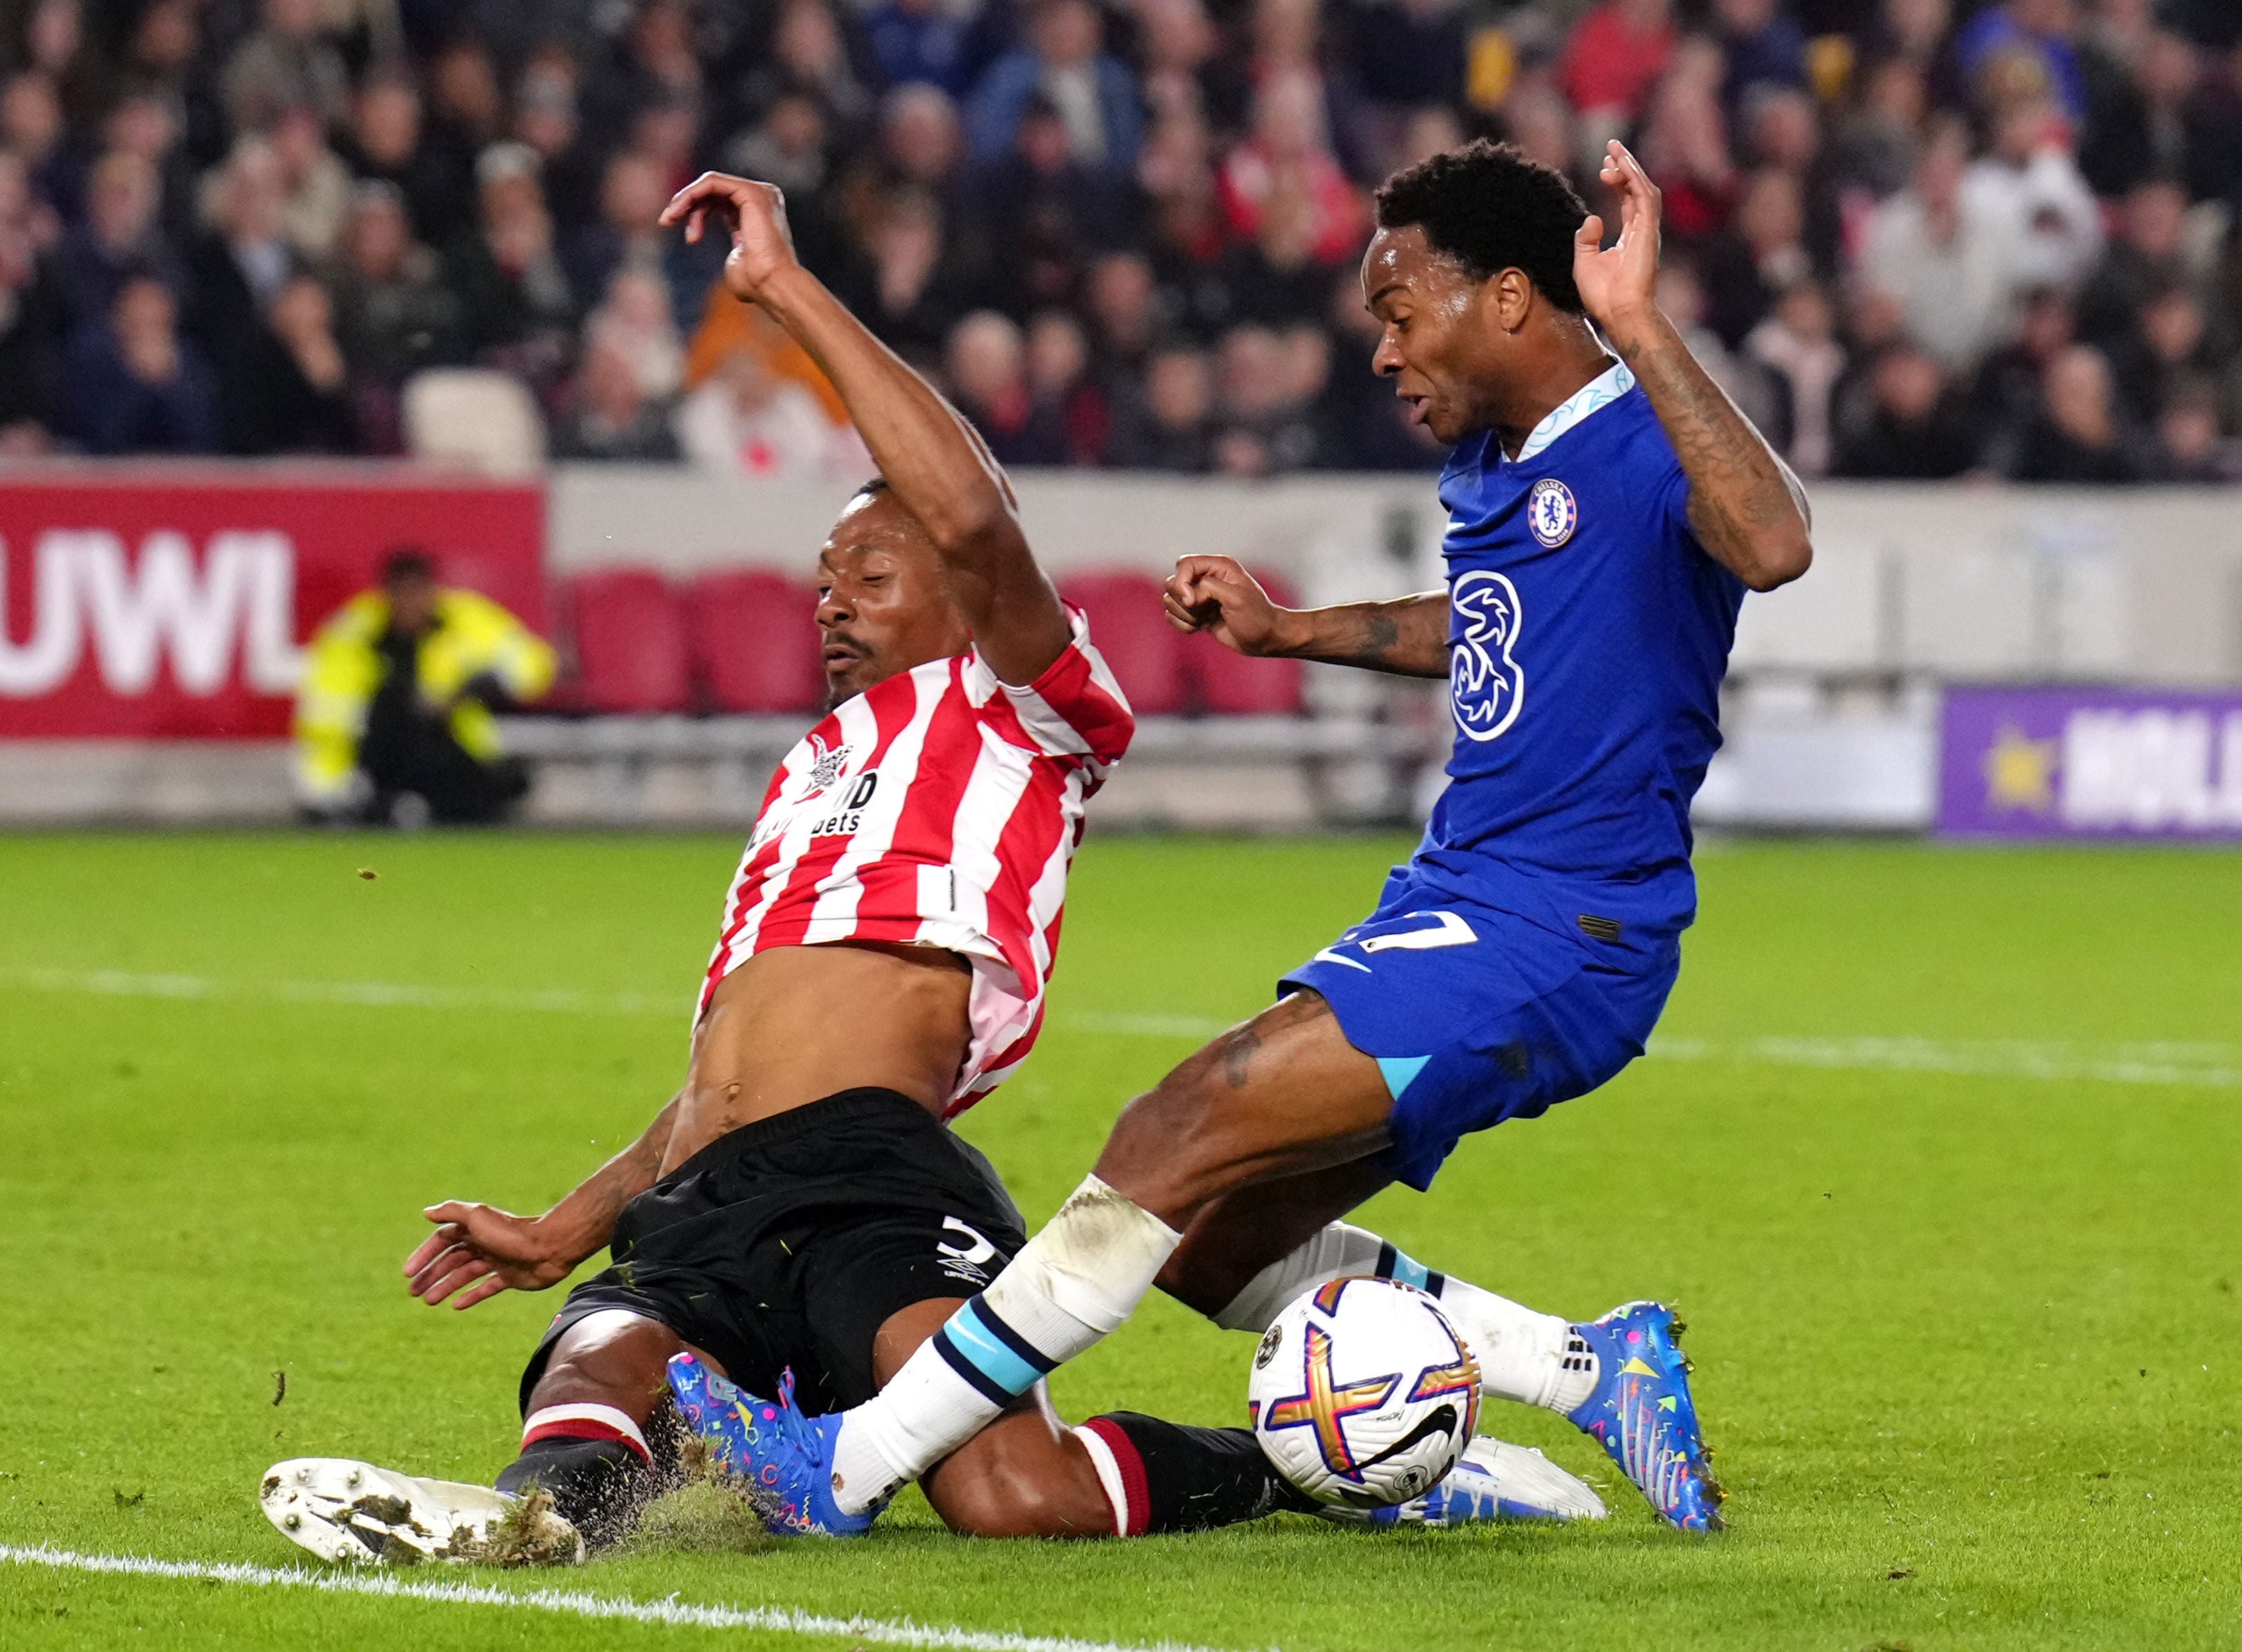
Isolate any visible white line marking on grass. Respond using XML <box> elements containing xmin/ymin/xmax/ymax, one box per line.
<box><xmin>0</xmin><ymin>967</ymin><xmax>686</xmax><ymax>1019</ymax></box>
<box><xmin>0</xmin><ymin>1544</ymin><xmax>1235</xmax><ymax>1652</ymax></box>
<box><xmin>1646</xmin><ymin>1036</ymin><xmax>2240</xmax><ymax>1090</ymax></box>
<box><xmin>7</xmin><ymin>966</ymin><xmax>2235</xmax><ymax>1089</ymax></box>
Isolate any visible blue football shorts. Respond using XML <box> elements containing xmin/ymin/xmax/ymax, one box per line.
<box><xmin>1278</xmin><ymin>874</ymin><xmax>1679</xmax><ymax>1191</ymax></box>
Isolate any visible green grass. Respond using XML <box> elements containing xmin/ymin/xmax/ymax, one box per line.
<box><xmin>1</xmin><ymin>832</ymin><xmax>2238</xmax><ymax>1650</ymax></box>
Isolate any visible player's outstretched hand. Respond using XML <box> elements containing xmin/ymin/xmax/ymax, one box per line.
<box><xmin>1572</xmin><ymin>140</ymin><xmax>1663</xmax><ymax>348</ymax></box>
<box><xmin>1163</xmin><ymin>556</ymin><xmax>1304</xmax><ymax>657</ymax></box>
<box><xmin>659</xmin><ymin>172</ymin><xmax>799</xmax><ymax>304</ymax></box>
<box><xmin>405</xmin><ymin>1200</ymin><xmax>573</xmax><ymax>1311</ymax></box>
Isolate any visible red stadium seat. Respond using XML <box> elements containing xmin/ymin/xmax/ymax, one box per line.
<box><xmin>687</xmin><ymin>570</ymin><xmax>825</xmax><ymax>714</ymax></box>
<box><xmin>1056</xmin><ymin>571</ymin><xmax>1189</xmax><ymax>716</ymax></box>
<box><xmin>1187</xmin><ymin>568</ymin><xmax>1305</xmax><ymax>716</ymax></box>
<box><xmin>561</xmin><ymin>567</ymin><xmax>691</xmax><ymax>715</ymax></box>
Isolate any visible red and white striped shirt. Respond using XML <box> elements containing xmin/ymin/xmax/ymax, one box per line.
<box><xmin>699</xmin><ymin>610</ymin><xmax>1134</xmax><ymax>1111</ymax></box>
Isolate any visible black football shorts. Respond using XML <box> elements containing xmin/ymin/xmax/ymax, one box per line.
<box><xmin>519</xmin><ymin>1087</ymin><xmax>1027</xmax><ymax>1416</ymax></box>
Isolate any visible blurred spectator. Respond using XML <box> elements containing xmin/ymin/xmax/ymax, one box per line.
<box><xmin>2078</xmin><ymin>28</ymin><xmax>2225</xmax><ymax>203</ymax></box>
<box><xmin>222</xmin><ymin>0</ymin><xmax>349</xmax><ymax>135</ymax></box>
<box><xmin>726</xmin><ymin>91</ymin><xmax>830</xmax><ymax>198</ymax></box>
<box><xmin>1700</xmin><ymin>167</ymin><xmax>1813</xmax><ymax>346</ymax></box>
<box><xmin>1351</xmin><ymin>0</ymin><xmax>1469</xmax><ymax>172</ymax></box>
<box><xmin>1716</xmin><ymin>0</ymin><xmax>1810</xmax><ymax>111</ymax></box>
<box><xmin>53</xmin><ymin>150</ymin><xmax>182</xmax><ymax>331</ymax></box>
<box><xmin>102</xmin><ymin>89</ymin><xmax>193</xmax><ymax>250</ymax></box>
<box><xmin>445</xmin><ymin>143</ymin><xmax>576</xmax><ymax>378</ymax></box>
<box><xmin>224</xmin><ymin>273</ymin><xmax>355</xmax><ymax>454</ymax></box>
<box><xmin>960</xmin><ymin>95</ymin><xmax>1129</xmax><ymax>315</ymax></box>
<box><xmin>1211</xmin><ymin>322</ymin><xmax>1323</xmax><ymax>475</ymax></box>
<box><xmin>1083</xmin><ymin>248</ymin><xmax>1160</xmax><ymax>382</ymax></box>
<box><xmin>1859</xmin><ymin>116</ymin><xmax>2016</xmax><ymax>370</ymax></box>
<box><xmin>1026</xmin><ymin>309</ymin><xmax>1108</xmax><ymax>462</ymax></box>
<box><xmin>1828</xmin><ymin>55</ymin><xmax>1927</xmax><ymax>201</ymax></box>
<box><xmin>677</xmin><ymin>344</ymin><xmax>858</xmax><ymax>476</ymax></box>
<box><xmin>270</xmin><ymin>104</ymin><xmax>351</xmax><ymax>262</ymax></box>
<box><xmin>1218</xmin><ymin>73</ymin><xmax>1366</xmax><ymax>264</ymax></box>
<box><xmin>2076</xmin><ymin>178</ymin><xmax>2194</xmax><ymax>345</ymax></box>
<box><xmin>1109</xmin><ymin>344</ymin><xmax>1215</xmax><ymax>469</ymax></box>
<box><xmin>966</xmin><ymin>0</ymin><xmax>1141</xmax><ymax>174</ymax></box>
<box><xmin>874</xmin><ymin>84</ymin><xmax>968</xmax><ymax>199</ymax></box>
<box><xmin>585</xmin><ymin>268</ymin><xmax>684</xmax><ymax>403</ymax></box>
<box><xmin>1221</xmin><ymin>170</ymin><xmax>1336</xmax><ymax>324</ymax></box>
<box><xmin>733</xmin><ymin>0</ymin><xmax>874</xmax><ymax>143</ymax></box>
<box><xmin>945</xmin><ymin>309</ymin><xmax>1065</xmax><ymax>463</ymax></box>
<box><xmin>1961</xmin><ymin>95</ymin><xmax>2103</xmax><ymax>295</ymax></box>
<box><xmin>854</xmin><ymin>187</ymin><xmax>966</xmax><ymax>365</ymax></box>
<box><xmin>1954</xmin><ymin>0</ymin><xmax>2087</xmax><ymax>124</ymax></box>
<box><xmin>1137</xmin><ymin>0</ymin><xmax>1220</xmax><ymax>125</ymax></box>
<box><xmin>330</xmin><ymin>181</ymin><xmax>466</xmax><ymax>448</ymax></box>
<box><xmin>340</xmin><ymin>68</ymin><xmax>472</xmax><ymax>249</ymax></box>
<box><xmin>555</xmin><ymin>333</ymin><xmax>683</xmax><ymax>461</ymax></box>
<box><xmin>1747</xmin><ymin>279</ymin><xmax>1846</xmax><ymax>476</ymax></box>
<box><xmin>0</xmin><ymin>172</ymin><xmax>59</xmax><ymax>443</ymax></box>
<box><xmin>865</xmin><ymin>0</ymin><xmax>975</xmax><ymax>98</ymax></box>
<box><xmin>186</xmin><ymin>138</ymin><xmax>297</xmax><ymax>439</ymax></box>
<box><xmin>513</xmin><ymin>44</ymin><xmax>599</xmax><ymax>235</ymax></box>
<box><xmin>1971</xmin><ymin>284</ymin><xmax>2077</xmax><ymax>434</ymax></box>
<box><xmin>2107</xmin><ymin>281</ymin><xmax>2218</xmax><ymax>421</ymax></box>
<box><xmin>2000</xmin><ymin>342</ymin><xmax>2158</xmax><ymax>481</ymax></box>
<box><xmin>1655</xmin><ymin>254</ymin><xmax>1780</xmax><ymax>432</ymax></box>
<box><xmin>562</xmin><ymin>149</ymin><xmax>722</xmax><ymax>330</ymax></box>
<box><xmin>2152</xmin><ymin>374</ymin><xmax>2241</xmax><ymax>482</ymax></box>
<box><xmin>61</xmin><ymin>275</ymin><xmax>218</xmax><ymax>454</ymax></box>
<box><xmin>1634</xmin><ymin>39</ymin><xmax>1740</xmax><ymax>241</ymax></box>
<box><xmin>1</xmin><ymin>72</ymin><xmax>73</xmax><ymax>222</ymax></box>
<box><xmin>1833</xmin><ymin>342</ymin><xmax>1981</xmax><ymax>477</ymax></box>
<box><xmin>1558</xmin><ymin>0</ymin><xmax>1675</xmax><ymax>132</ymax></box>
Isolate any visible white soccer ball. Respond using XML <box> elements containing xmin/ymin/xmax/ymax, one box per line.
<box><xmin>1247</xmin><ymin>1276</ymin><xmax>1482</xmax><ymax>1508</ymax></box>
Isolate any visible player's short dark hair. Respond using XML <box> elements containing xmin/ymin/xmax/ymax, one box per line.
<box><xmin>852</xmin><ymin>477</ymin><xmax>891</xmax><ymax>501</ymax></box>
<box><xmin>381</xmin><ymin>548</ymin><xmax>437</xmax><ymax>585</ymax></box>
<box><xmin>1374</xmin><ymin>140</ymin><xmax>1589</xmax><ymax>314</ymax></box>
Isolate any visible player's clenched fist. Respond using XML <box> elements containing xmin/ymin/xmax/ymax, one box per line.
<box><xmin>1162</xmin><ymin>556</ymin><xmax>1306</xmax><ymax>657</ymax></box>
<box><xmin>659</xmin><ymin>172</ymin><xmax>800</xmax><ymax>304</ymax></box>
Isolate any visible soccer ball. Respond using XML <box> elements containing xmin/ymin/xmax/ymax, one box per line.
<box><xmin>1247</xmin><ymin>1276</ymin><xmax>1482</xmax><ymax>1508</ymax></box>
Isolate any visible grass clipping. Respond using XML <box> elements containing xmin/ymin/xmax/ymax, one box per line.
<box><xmin>619</xmin><ymin>1431</ymin><xmax>778</xmax><ymax>1557</ymax></box>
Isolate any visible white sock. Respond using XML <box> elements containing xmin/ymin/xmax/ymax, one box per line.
<box><xmin>1209</xmin><ymin>1223</ymin><xmax>1599</xmax><ymax>1415</ymax></box>
<box><xmin>829</xmin><ymin>1175</ymin><xmax>1182</xmax><ymax>1516</ymax></box>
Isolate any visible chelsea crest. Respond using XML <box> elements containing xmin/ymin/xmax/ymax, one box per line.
<box><xmin>1526</xmin><ymin>477</ymin><xmax>1578</xmax><ymax>548</ymax></box>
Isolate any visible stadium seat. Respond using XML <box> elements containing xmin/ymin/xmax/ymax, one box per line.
<box><xmin>1056</xmin><ymin>571</ymin><xmax>1189</xmax><ymax>716</ymax></box>
<box><xmin>1187</xmin><ymin>569</ymin><xmax>1305</xmax><ymax>716</ymax></box>
<box><xmin>687</xmin><ymin>570</ymin><xmax>827</xmax><ymax>714</ymax></box>
<box><xmin>402</xmin><ymin>369</ymin><xmax>547</xmax><ymax>477</ymax></box>
<box><xmin>561</xmin><ymin>568</ymin><xmax>692</xmax><ymax>715</ymax></box>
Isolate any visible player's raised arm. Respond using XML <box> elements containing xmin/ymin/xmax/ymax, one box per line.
<box><xmin>663</xmin><ymin>172</ymin><xmax>1071</xmax><ymax>685</ymax></box>
<box><xmin>1163</xmin><ymin>556</ymin><xmax>1451</xmax><ymax>679</ymax></box>
<box><xmin>1572</xmin><ymin>142</ymin><xmax>1812</xmax><ymax>593</ymax></box>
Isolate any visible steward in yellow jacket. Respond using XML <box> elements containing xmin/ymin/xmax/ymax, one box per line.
<box><xmin>295</xmin><ymin>550</ymin><xmax>555</xmax><ymax>825</ymax></box>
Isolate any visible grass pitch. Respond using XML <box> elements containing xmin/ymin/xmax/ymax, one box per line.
<box><xmin>0</xmin><ymin>831</ymin><xmax>2237</xmax><ymax>1651</ymax></box>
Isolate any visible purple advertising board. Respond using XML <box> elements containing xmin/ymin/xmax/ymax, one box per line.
<box><xmin>1940</xmin><ymin>686</ymin><xmax>2242</xmax><ymax>839</ymax></box>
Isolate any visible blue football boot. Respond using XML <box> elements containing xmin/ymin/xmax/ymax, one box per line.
<box><xmin>1565</xmin><ymin>1301</ymin><xmax>1725</xmax><ymax>1531</ymax></box>
<box><xmin>1318</xmin><ymin>1436</ymin><xmax>1608</xmax><ymax>1528</ymax></box>
<box><xmin>665</xmin><ymin>1352</ymin><xmax>883</xmax><ymax>1536</ymax></box>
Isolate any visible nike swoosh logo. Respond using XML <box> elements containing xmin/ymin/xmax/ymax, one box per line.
<box><xmin>1311</xmin><ymin>948</ymin><xmax>1373</xmax><ymax>973</ymax></box>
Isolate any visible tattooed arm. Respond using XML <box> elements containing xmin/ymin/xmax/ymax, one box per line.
<box><xmin>1163</xmin><ymin>556</ymin><xmax>1451</xmax><ymax>679</ymax></box>
<box><xmin>1573</xmin><ymin>141</ymin><xmax>1812</xmax><ymax>593</ymax></box>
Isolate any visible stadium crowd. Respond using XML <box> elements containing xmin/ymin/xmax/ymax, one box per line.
<box><xmin>0</xmin><ymin>0</ymin><xmax>2238</xmax><ymax>479</ymax></box>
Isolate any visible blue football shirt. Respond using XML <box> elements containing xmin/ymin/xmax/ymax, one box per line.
<box><xmin>1404</xmin><ymin>360</ymin><xmax>1745</xmax><ymax>958</ymax></box>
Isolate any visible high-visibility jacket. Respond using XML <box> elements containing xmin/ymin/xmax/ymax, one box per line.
<box><xmin>293</xmin><ymin>587</ymin><xmax>555</xmax><ymax>805</ymax></box>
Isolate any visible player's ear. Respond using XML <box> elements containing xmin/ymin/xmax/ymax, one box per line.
<box><xmin>1487</xmin><ymin>268</ymin><xmax>1534</xmax><ymax>337</ymax></box>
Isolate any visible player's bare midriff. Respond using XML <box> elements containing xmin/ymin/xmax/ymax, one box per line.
<box><xmin>665</xmin><ymin>940</ymin><xmax>973</xmax><ymax>1171</ymax></box>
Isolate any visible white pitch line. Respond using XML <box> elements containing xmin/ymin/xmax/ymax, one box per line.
<box><xmin>0</xmin><ymin>1543</ymin><xmax>1237</xmax><ymax>1652</ymax></box>
<box><xmin>3</xmin><ymin>966</ymin><xmax>2234</xmax><ymax>1089</ymax></box>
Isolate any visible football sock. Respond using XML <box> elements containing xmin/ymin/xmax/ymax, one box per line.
<box><xmin>830</xmin><ymin>1175</ymin><xmax>1182</xmax><ymax>1516</ymax></box>
<box><xmin>1074</xmin><ymin>1413</ymin><xmax>1316</xmax><ymax>1535</ymax></box>
<box><xmin>498</xmin><ymin>1404</ymin><xmax>655</xmax><ymax>1546</ymax></box>
<box><xmin>1209</xmin><ymin>1223</ymin><xmax>1599</xmax><ymax>1415</ymax></box>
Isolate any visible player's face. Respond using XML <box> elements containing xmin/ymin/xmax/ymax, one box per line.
<box><xmin>1361</xmin><ymin>226</ymin><xmax>1508</xmax><ymax>446</ymax></box>
<box><xmin>814</xmin><ymin>493</ymin><xmax>971</xmax><ymax>708</ymax></box>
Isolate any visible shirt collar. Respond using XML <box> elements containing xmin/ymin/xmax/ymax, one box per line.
<box><xmin>1512</xmin><ymin>358</ymin><xmax>1635</xmax><ymax>463</ymax></box>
